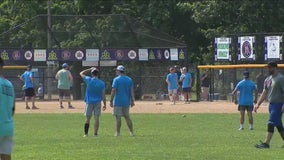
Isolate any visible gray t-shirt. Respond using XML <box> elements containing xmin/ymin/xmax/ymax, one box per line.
<box><xmin>264</xmin><ymin>73</ymin><xmax>284</xmax><ymax>103</ymax></box>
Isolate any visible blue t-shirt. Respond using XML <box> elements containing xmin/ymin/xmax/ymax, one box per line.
<box><xmin>0</xmin><ymin>77</ymin><xmax>15</xmax><ymax>136</ymax></box>
<box><xmin>166</xmin><ymin>73</ymin><xmax>178</xmax><ymax>90</ymax></box>
<box><xmin>236</xmin><ymin>79</ymin><xmax>256</xmax><ymax>106</ymax></box>
<box><xmin>180</xmin><ymin>72</ymin><xmax>191</xmax><ymax>88</ymax></box>
<box><xmin>21</xmin><ymin>71</ymin><xmax>33</xmax><ymax>88</ymax></box>
<box><xmin>112</xmin><ymin>75</ymin><xmax>133</xmax><ymax>107</ymax></box>
<box><xmin>84</xmin><ymin>76</ymin><xmax>106</xmax><ymax>104</ymax></box>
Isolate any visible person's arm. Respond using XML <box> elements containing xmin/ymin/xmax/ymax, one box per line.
<box><xmin>189</xmin><ymin>75</ymin><xmax>193</xmax><ymax>87</ymax></box>
<box><xmin>231</xmin><ymin>87</ymin><xmax>238</xmax><ymax>104</ymax></box>
<box><xmin>254</xmin><ymin>89</ymin><xmax>267</xmax><ymax>112</ymax></box>
<box><xmin>55</xmin><ymin>71</ymin><xmax>59</xmax><ymax>80</ymax></box>
<box><xmin>101</xmin><ymin>90</ymin><xmax>106</xmax><ymax>111</ymax></box>
<box><xmin>68</xmin><ymin>71</ymin><xmax>73</xmax><ymax>84</ymax></box>
<box><xmin>254</xmin><ymin>89</ymin><xmax>258</xmax><ymax>104</ymax></box>
<box><xmin>130</xmin><ymin>86</ymin><xmax>135</xmax><ymax>107</ymax></box>
<box><xmin>12</xmin><ymin>100</ymin><xmax>15</xmax><ymax>116</ymax></box>
<box><xmin>110</xmin><ymin>88</ymin><xmax>116</xmax><ymax>108</ymax></box>
<box><xmin>79</xmin><ymin>68</ymin><xmax>93</xmax><ymax>79</ymax></box>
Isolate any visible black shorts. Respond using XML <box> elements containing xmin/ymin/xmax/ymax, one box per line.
<box><xmin>238</xmin><ymin>105</ymin><xmax>253</xmax><ymax>111</ymax></box>
<box><xmin>24</xmin><ymin>88</ymin><xmax>35</xmax><ymax>97</ymax></box>
<box><xmin>182</xmin><ymin>87</ymin><xmax>191</xmax><ymax>93</ymax></box>
<box><xmin>58</xmin><ymin>89</ymin><xmax>71</xmax><ymax>98</ymax></box>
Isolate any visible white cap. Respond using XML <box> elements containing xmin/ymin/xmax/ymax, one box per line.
<box><xmin>116</xmin><ymin>65</ymin><xmax>125</xmax><ymax>71</ymax></box>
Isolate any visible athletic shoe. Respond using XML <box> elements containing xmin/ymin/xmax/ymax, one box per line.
<box><xmin>32</xmin><ymin>106</ymin><xmax>39</xmax><ymax>109</ymax></box>
<box><xmin>83</xmin><ymin>134</ymin><xmax>88</xmax><ymax>138</ymax></box>
<box><xmin>238</xmin><ymin>127</ymin><xmax>244</xmax><ymax>130</ymax></box>
<box><xmin>59</xmin><ymin>106</ymin><xmax>64</xmax><ymax>109</ymax></box>
<box><xmin>255</xmin><ymin>141</ymin><xmax>269</xmax><ymax>149</ymax></box>
<box><xmin>68</xmin><ymin>105</ymin><xmax>75</xmax><ymax>109</ymax></box>
<box><xmin>249</xmin><ymin>127</ymin><xmax>254</xmax><ymax>130</ymax></box>
<box><xmin>26</xmin><ymin>106</ymin><xmax>30</xmax><ymax>109</ymax></box>
<box><xmin>94</xmin><ymin>133</ymin><xmax>98</xmax><ymax>137</ymax></box>
<box><xmin>115</xmin><ymin>132</ymin><xmax>120</xmax><ymax>137</ymax></box>
<box><xmin>130</xmin><ymin>132</ymin><xmax>135</xmax><ymax>137</ymax></box>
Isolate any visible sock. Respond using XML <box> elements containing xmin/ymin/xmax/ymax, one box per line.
<box><xmin>249</xmin><ymin>124</ymin><xmax>253</xmax><ymax>129</ymax></box>
<box><xmin>240</xmin><ymin>124</ymin><xmax>244</xmax><ymax>128</ymax></box>
<box><xmin>84</xmin><ymin>123</ymin><xmax>89</xmax><ymax>135</ymax></box>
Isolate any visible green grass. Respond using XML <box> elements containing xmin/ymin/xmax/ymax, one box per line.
<box><xmin>13</xmin><ymin>113</ymin><xmax>283</xmax><ymax>160</ymax></box>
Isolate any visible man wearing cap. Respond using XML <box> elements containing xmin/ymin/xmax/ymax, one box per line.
<box><xmin>166</xmin><ymin>67</ymin><xmax>178</xmax><ymax>105</ymax></box>
<box><xmin>0</xmin><ymin>57</ymin><xmax>15</xmax><ymax>160</ymax></box>
<box><xmin>179</xmin><ymin>67</ymin><xmax>192</xmax><ymax>103</ymax></box>
<box><xmin>55</xmin><ymin>63</ymin><xmax>74</xmax><ymax>109</ymax></box>
<box><xmin>232</xmin><ymin>71</ymin><xmax>257</xmax><ymax>130</ymax></box>
<box><xmin>110</xmin><ymin>65</ymin><xmax>135</xmax><ymax>137</ymax></box>
<box><xmin>20</xmin><ymin>65</ymin><xmax>38</xmax><ymax>109</ymax></box>
<box><xmin>80</xmin><ymin>67</ymin><xmax>106</xmax><ymax>137</ymax></box>
<box><xmin>255</xmin><ymin>61</ymin><xmax>284</xmax><ymax>149</ymax></box>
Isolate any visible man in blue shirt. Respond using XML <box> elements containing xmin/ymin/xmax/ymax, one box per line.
<box><xmin>180</xmin><ymin>67</ymin><xmax>192</xmax><ymax>103</ymax></box>
<box><xmin>0</xmin><ymin>57</ymin><xmax>15</xmax><ymax>160</ymax></box>
<box><xmin>166</xmin><ymin>67</ymin><xmax>178</xmax><ymax>105</ymax></box>
<box><xmin>110</xmin><ymin>65</ymin><xmax>135</xmax><ymax>137</ymax></box>
<box><xmin>80</xmin><ymin>67</ymin><xmax>106</xmax><ymax>137</ymax></box>
<box><xmin>232</xmin><ymin>71</ymin><xmax>257</xmax><ymax>130</ymax></box>
<box><xmin>20</xmin><ymin>65</ymin><xmax>38</xmax><ymax>109</ymax></box>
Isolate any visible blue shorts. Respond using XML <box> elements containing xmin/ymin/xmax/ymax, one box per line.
<box><xmin>268</xmin><ymin>103</ymin><xmax>283</xmax><ymax>126</ymax></box>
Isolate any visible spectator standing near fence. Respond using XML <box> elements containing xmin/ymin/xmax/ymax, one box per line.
<box><xmin>110</xmin><ymin>65</ymin><xmax>135</xmax><ymax>137</ymax></box>
<box><xmin>0</xmin><ymin>57</ymin><xmax>15</xmax><ymax>160</ymax></box>
<box><xmin>166</xmin><ymin>67</ymin><xmax>178</xmax><ymax>105</ymax></box>
<box><xmin>232</xmin><ymin>71</ymin><xmax>257</xmax><ymax>130</ymax></box>
<box><xmin>80</xmin><ymin>67</ymin><xmax>106</xmax><ymax>137</ymax></box>
<box><xmin>55</xmin><ymin>63</ymin><xmax>74</xmax><ymax>109</ymax></box>
<box><xmin>254</xmin><ymin>62</ymin><xmax>284</xmax><ymax>149</ymax></box>
<box><xmin>200</xmin><ymin>69</ymin><xmax>210</xmax><ymax>101</ymax></box>
<box><xmin>180</xmin><ymin>67</ymin><xmax>192</xmax><ymax>103</ymax></box>
<box><xmin>20</xmin><ymin>65</ymin><xmax>38</xmax><ymax>109</ymax></box>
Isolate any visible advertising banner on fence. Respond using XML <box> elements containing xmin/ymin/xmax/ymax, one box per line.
<box><xmin>0</xmin><ymin>47</ymin><xmax>187</xmax><ymax>62</ymax></box>
<box><xmin>238</xmin><ymin>36</ymin><xmax>255</xmax><ymax>61</ymax></box>
<box><xmin>265</xmin><ymin>36</ymin><xmax>282</xmax><ymax>61</ymax></box>
<box><xmin>215</xmin><ymin>37</ymin><xmax>231</xmax><ymax>61</ymax></box>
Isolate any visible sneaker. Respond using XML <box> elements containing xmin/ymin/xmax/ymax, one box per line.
<box><xmin>68</xmin><ymin>105</ymin><xmax>75</xmax><ymax>109</ymax></box>
<box><xmin>115</xmin><ymin>132</ymin><xmax>120</xmax><ymax>137</ymax></box>
<box><xmin>83</xmin><ymin>134</ymin><xmax>88</xmax><ymax>138</ymax></box>
<box><xmin>238</xmin><ymin>127</ymin><xmax>244</xmax><ymax>130</ymax></box>
<box><xmin>130</xmin><ymin>132</ymin><xmax>135</xmax><ymax>137</ymax></box>
<box><xmin>32</xmin><ymin>106</ymin><xmax>39</xmax><ymax>109</ymax></box>
<box><xmin>249</xmin><ymin>127</ymin><xmax>254</xmax><ymax>130</ymax></box>
<box><xmin>94</xmin><ymin>133</ymin><xmax>98</xmax><ymax>137</ymax></box>
<box><xmin>59</xmin><ymin>106</ymin><xmax>64</xmax><ymax>109</ymax></box>
<box><xmin>26</xmin><ymin>106</ymin><xmax>30</xmax><ymax>109</ymax></box>
<box><xmin>255</xmin><ymin>141</ymin><xmax>270</xmax><ymax>149</ymax></box>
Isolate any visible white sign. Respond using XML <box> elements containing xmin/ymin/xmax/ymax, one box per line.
<box><xmin>170</xmin><ymin>48</ymin><xmax>178</xmax><ymax>61</ymax></box>
<box><xmin>34</xmin><ymin>49</ymin><xmax>46</xmax><ymax>61</ymax></box>
<box><xmin>265</xmin><ymin>36</ymin><xmax>281</xmax><ymax>59</ymax></box>
<box><xmin>215</xmin><ymin>37</ymin><xmax>231</xmax><ymax>60</ymax></box>
<box><xmin>239</xmin><ymin>36</ymin><xmax>254</xmax><ymax>59</ymax></box>
<box><xmin>138</xmin><ymin>49</ymin><xmax>148</xmax><ymax>61</ymax></box>
<box><xmin>86</xmin><ymin>49</ymin><xmax>99</xmax><ymax>61</ymax></box>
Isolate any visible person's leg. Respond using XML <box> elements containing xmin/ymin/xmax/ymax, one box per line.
<box><xmin>94</xmin><ymin>116</ymin><xmax>99</xmax><ymax>136</ymax></box>
<box><xmin>58</xmin><ymin>89</ymin><xmax>64</xmax><ymax>108</ymax></box>
<box><xmin>239</xmin><ymin>110</ymin><xmax>245</xmax><ymax>130</ymax></box>
<box><xmin>247</xmin><ymin>111</ymin><xmax>253</xmax><ymax>129</ymax></box>
<box><xmin>84</xmin><ymin>117</ymin><xmax>91</xmax><ymax>136</ymax></box>
<box><xmin>172</xmin><ymin>89</ymin><xmax>177</xmax><ymax>104</ymax></box>
<box><xmin>124</xmin><ymin>116</ymin><xmax>133</xmax><ymax>134</ymax></box>
<box><xmin>0</xmin><ymin>154</ymin><xmax>11</xmax><ymax>160</ymax></box>
<box><xmin>115</xmin><ymin>116</ymin><xmax>122</xmax><ymax>136</ymax></box>
<box><xmin>25</xmin><ymin>96</ymin><xmax>30</xmax><ymax>109</ymax></box>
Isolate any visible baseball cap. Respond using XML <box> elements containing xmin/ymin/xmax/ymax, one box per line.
<box><xmin>243</xmin><ymin>71</ymin><xmax>249</xmax><ymax>78</ymax></box>
<box><xmin>27</xmin><ymin>64</ymin><xmax>32</xmax><ymax>69</ymax></box>
<box><xmin>267</xmin><ymin>61</ymin><xmax>277</xmax><ymax>68</ymax></box>
<box><xmin>116</xmin><ymin>65</ymin><xmax>125</xmax><ymax>71</ymax></box>
<box><xmin>62</xmin><ymin>63</ymin><xmax>69</xmax><ymax>68</ymax></box>
<box><xmin>91</xmin><ymin>67</ymin><xmax>99</xmax><ymax>74</ymax></box>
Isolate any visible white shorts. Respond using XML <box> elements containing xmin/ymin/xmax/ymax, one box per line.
<box><xmin>0</xmin><ymin>136</ymin><xmax>13</xmax><ymax>155</ymax></box>
<box><xmin>168</xmin><ymin>89</ymin><xmax>177</xmax><ymax>95</ymax></box>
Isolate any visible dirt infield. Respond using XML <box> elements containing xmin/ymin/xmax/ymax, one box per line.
<box><xmin>15</xmin><ymin>100</ymin><xmax>269</xmax><ymax>114</ymax></box>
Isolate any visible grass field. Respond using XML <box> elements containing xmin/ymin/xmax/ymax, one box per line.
<box><xmin>13</xmin><ymin>113</ymin><xmax>283</xmax><ymax>160</ymax></box>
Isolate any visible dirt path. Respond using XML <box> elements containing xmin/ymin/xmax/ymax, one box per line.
<box><xmin>15</xmin><ymin>100</ymin><xmax>269</xmax><ymax>114</ymax></box>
